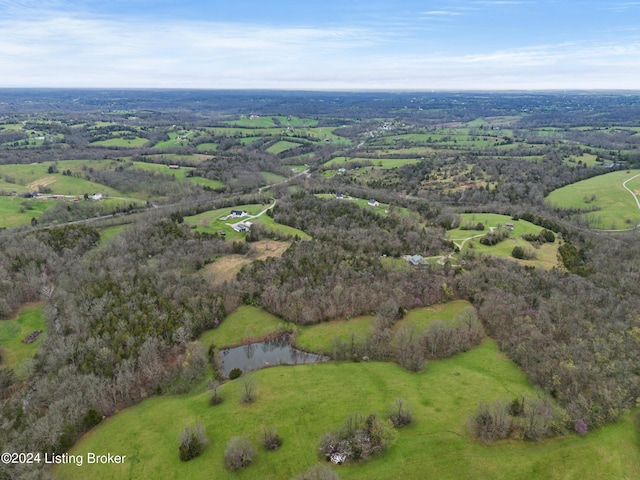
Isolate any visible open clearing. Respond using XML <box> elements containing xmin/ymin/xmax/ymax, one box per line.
<box><xmin>448</xmin><ymin>213</ymin><xmax>560</xmax><ymax>269</ymax></box>
<box><xmin>202</xmin><ymin>240</ymin><xmax>290</xmax><ymax>285</ymax></box>
<box><xmin>546</xmin><ymin>169</ymin><xmax>640</xmax><ymax>230</ymax></box>
<box><xmin>0</xmin><ymin>303</ymin><xmax>45</xmax><ymax>379</ymax></box>
<box><xmin>52</xmin><ymin>336</ymin><xmax>640</xmax><ymax>480</ymax></box>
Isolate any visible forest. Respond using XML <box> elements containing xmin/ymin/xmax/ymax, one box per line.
<box><xmin>1</xmin><ymin>90</ymin><xmax>640</xmax><ymax>479</ymax></box>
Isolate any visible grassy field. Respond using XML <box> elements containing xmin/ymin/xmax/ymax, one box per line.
<box><xmin>546</xmin><ymin>169</ymin><xmax>640</xmax><ymax>230</ymax></box>
<box><xmin>90</xmin><ymin>137</ymin><xmax>148</xmax><ymax>147</ymax></box>
<box><xmin>324</xmin><ymin>157</ymin><xmax>423</xmax><ymax>169</ymax></box>
<box><xmin>397</xmin><ymin>300</ymin><xmax>474</xmax><ymax>330</ymax></box>
<box><xmin>266</xmin><ymin>140</ymin><xmax>302</xmax><ymax>154</ymax></box>
<box><xmin>0</xmin><ymin>196</ymin><xmax>56</xmax><ymax>228</ymax></box>
<box><xmin>0</xmin><ymin>162</ymin><xmax>125</xmax><ymax>197</ymax></box>
<box><xmin>184</xmin><ymin>204</ymin><xmax>272</xmax><ymax>239</ymax></box>
<box><xmin>295</xmin><ymin>301</ymin><xmax>474</xmax><ymax>354</ymax></box>
<box><xmin>52</xmin><ymin>337</ymin><xmax>640</xmax><ymax>480</ymax></box>
<box><xmin>196</xmin><ymin>142</ymin><xmax>218</xmax><ymax>152</ymax></box>
<box><xmin>152</xmin><ymin>132</ymin><xmax>193</xmax><ymax>149</ymax></box>
<box><xmin>448</xmin><ymin>213</ymin><xmax>560</xmax><ymax>269</ymax></box>
<box><xmin>295</xmin><ymin>314</ymin><xmax>374</xmax><ymax>354</ymax></box>
<box><xmin>0</xmin><ymin>303</ymin><xmax>45</xmax><ymax>379</ymax></box>
<box><xmin>184</xmin><ymin>203</ymin><xmax>310</xmax><ymax>241</ymax></box>
<box><xmin>198</xmin><ymin>306</ymin><xmax>290</xmax><ymax>349</ymax></box>
<box><xmin>201</xmin><ymin>240</ymin><xmax>291</xmax><ymax>285</ymax></box>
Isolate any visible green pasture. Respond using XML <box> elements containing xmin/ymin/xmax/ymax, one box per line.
<box><xmin>184</xmin><ymin>203</ymin><xmax>274</xmax><ymax>239</ymax></box>
<box><xmin>546</xmin><ymin>169</ymin><xmax>640</xmax><ymax>230</ymax></box>
<box><xmin>324</xmin><ymin>157</ymin><xmax>423</xmax><ymax>169</ymax></box>
<box><xmin>195</xmin><ymin>143</ymin><xmax>218</xmax><ymax>152</ymax></box>
<box><xmin>152</xmin><ymin>132</ymin><xmax>192</xmax><ymax>149</ymax></box>
<box><xmin>295</xmin><ymin>315</ymin><xmax>374</xmax><ymax>354</ymax></box>
<box><xmin>0</xmin><ymin>162</ymin><xmax>124</xmax><ymax>197</ymax></box>
<box><xmin>397</xmin><ymin>300</ymin><xmax>474</xmax><ymax>331</ymax></box>
<box><xmin>90</xmin><ymin>137</ymin><xmax>148</xmax><ymax>148</ymax></box>
<box><xmin>266</xmin><ymin>140</ymin><xmax>302</xmax><ymax>154</ymax></box>
<box><xmin>225</xmin><ymin>115</ymin><xmax>319</xmax><ymax>128</ymax></box>
<box><xmin>139</xmin><ymin>154</ymin><xmax>212</xmax><ymax>165</ymax></box>
<box><xmin>448</xmin><ymin>213</ymin><xmax>560</xmax><ymax>269</ymax></box>
<box><xmin>0</xmin><ymin>304</ymin><xmax>45</xmax><ymax>379</ymax></box>
<box><xmin>130</xmin><ymin>162</ymin><xmax>192</xmax><ymax>180</ymax></box>
<box><xmin>198</xmin><ymin>306</ymin><xmax>289</xmax><ymax>349</ymax></box>
<box><xmin>0</xmin><ymin>123</ymin><xmax>23</xmax><ymax>131</ymax></box>
<box><xmin>185</xmin><ymin>176</ymin><xmax>225</xmax><ymax>190</ymax></box>
<box><xmin>53</xmin><ymin>337</ymin><xmax>640</xmax><ymax>480</ymax></box>
<box><xmin>238</xmin><ymin>136</ymin><xmax>261</xmax><ymax>145</ymax></box>
<box><xmin>564</xmin><ymin>153</ymin><xmax>599</xmax><ymax>167</ymax></box>
<box><xmin>250</xmin><ymin>214</ymin><xmax>311</xmax><ymax>240</ymax></box>
<box><xmin>0</xmin><ymin>196</ymin><xmax>57</xmax><ymax>228</ymax></box>
<box><xmin>295</xmin><ymin>301</ymin><xmax>474</xmax><ymax>354</ymax></box>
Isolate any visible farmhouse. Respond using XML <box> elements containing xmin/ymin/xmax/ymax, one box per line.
<box><xmin>168</xmin><ymin>164</ymin><xmax>180</xmax><ymax>169</ymax></box>
<box><xmin>91</xmin><ymin>193</ymin><xmax>103</xmax><ymax>201</ymax></box>
<box><xmin>335</xmin><ymin>193</ymin><xmax>344</xmax><ymax>199</ymax></box>
<box><xmin>229</xmin><ymin>210</ymin><xmax>247</xmax><ymax>218</ymax></box>
<box><xmin>368</xmin><ymin>199</ymin><xmax>379</xmax><ymax>206</ymax></box>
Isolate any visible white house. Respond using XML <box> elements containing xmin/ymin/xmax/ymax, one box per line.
<box><xmin>229</xmin><ymin>210</ymin><xmax>247</xmax><ymax>218</ymax></box>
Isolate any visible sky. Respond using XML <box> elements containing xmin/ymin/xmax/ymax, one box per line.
<box><xmin>1</xmin><ymin>0</ymin><xmax>639</xmax><ymax>90</ymax></box>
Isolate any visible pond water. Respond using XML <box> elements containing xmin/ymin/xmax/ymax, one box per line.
<box><xmin>219</xmin><ymin>337</ymin><xmax>327</xmax><ymax>376</ymax></box>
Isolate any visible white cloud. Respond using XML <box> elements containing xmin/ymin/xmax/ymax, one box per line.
<box><xmin>0</xmin><ymin>4</ymin><xmax>639</xmax><ymax>90</ymax></box>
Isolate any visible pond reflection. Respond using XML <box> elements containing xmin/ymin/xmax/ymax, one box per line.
<box><xmin>220</xmin><ymin>337</ymin><xmax>327</xmax><ymax>376</ymax></box>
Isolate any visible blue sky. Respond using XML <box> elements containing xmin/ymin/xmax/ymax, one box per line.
<box><xmin>1</xmin><ymin>0</ymin><xmax>639</xmax><ymax>89</ymax></box>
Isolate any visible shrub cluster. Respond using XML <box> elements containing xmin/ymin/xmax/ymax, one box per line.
<box><xmin>319</xmin><ymin>413</ymin><xmax>397</xmax><ymax>464</ymax></box>
<box><xmin>178</xmin><ymin>422</ymin><xmax>209</xmax><ymax>461</ymax></box>
<box><xmin>470</xmin><ymin>395</ymin><xmax>568</xmax><ymax>442</ymax></box>
<box><xmin>224</xmin><ymin>436</ymin><xmax>257</xmax><ymax>470</ymax></box>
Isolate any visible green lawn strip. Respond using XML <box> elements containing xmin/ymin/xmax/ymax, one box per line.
<box><xmin>198</xmin><ymin>306</ymin><xmax>290</xmax><ymax>349</ymax></box>
<box><xmin>266</xmin><ymin>140</ymin><xmax>303</xmax><ymax>154</ymax></box>
<box><xmin>546</xmin><ymin>169</ymin><xmax>640</xmax><ymax>229</ymax></box>
<box><xmin>89</xmin><ymin>137</ymin><xmax>148</xmax><ymax>147</ymax></box>
<box><xmin>184</xmin><ymin>176</ymin><xmax>225</xmax><ymax>190</ymax></box>
<box><xmin>324</xmin><ymin>157</ymin><xmax>422</xmax><ymax>169</ymax></box>
<box><xmin>0</xmin><ymin>304</ymin><xmax>46</xmax><ymax>377</ymax></box>
<box><xmin>54</xmin><ymin>339</ymin><xmax>639</xmax><ymax>480</ymax></box>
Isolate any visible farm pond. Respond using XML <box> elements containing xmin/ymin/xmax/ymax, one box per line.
<box><xmin>219</xmin><ymin>337</ymin><xmax>327</xmax><ymax>376</ymax></box>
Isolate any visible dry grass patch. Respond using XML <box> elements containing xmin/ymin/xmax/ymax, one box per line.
<box><xmin>26</xmin><ymin>176</ymin><xmax>56</xmax><ymax>190</ymax></box>
<box><xmin>203</xmin><ymin>240</ymin><xmax>290</xmax><ymax>284</ymax></box>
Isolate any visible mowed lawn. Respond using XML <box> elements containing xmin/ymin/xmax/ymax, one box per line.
<box><xmin>52</xmin><ymin>338</ymin><xmax>640</xmax><ymax>480</ymax></box>
<box><xmin>0</xmin><ymin>303</ymin><xmax>45</xmax><ymax>379</ymax></box>
<box><xmin>546</xmin><ymin>169</ymin><xmax>640</xmax><ymax>230</ymax></box>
